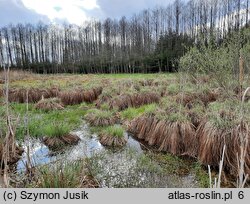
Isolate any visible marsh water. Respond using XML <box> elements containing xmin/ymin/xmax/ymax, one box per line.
<box><xmin>13</xmin><ymin>123</ymin><xmax>199</xmax><ymax>188</ymax></box>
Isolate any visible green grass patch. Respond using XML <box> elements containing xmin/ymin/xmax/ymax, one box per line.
<box><xmin>86</xmin><ymin>108</ymin><xmax>113</xmax><ymax>119</ymax></box>
<box><xmin>99</xmin><ymin>103</ymin><xmax>110</xmax><ymax>111</ymax></box>
<box><xmin>102</xmin><ymin>125</ymin><xmax>124</xmax><ymax>138</ymax></box>
<box><xmin>121</xmin><ymin>104</ymin><xmax>157</xmax><ymax>120</ymax></box>
<box><xmin>27</xmin><ymin>160</ymin><xmax>87</xmax><ymax>188</ymax></box>
<box><xmin>43</xmin><ymin>123</ymin><xmax>70</xmax><ymax>138</ymax></box>
<box><xmin>207</xmin><ymin>101</ymin><xmax>240</xmax><ymax>129</ymax></box>
<box><xmin>13</xmin><ymin>103</ymin><xmax>87</xmax><ymax>140</ymax></box>
<box><xmin>192</xmin><ymin>162</ymin><xmax>210</xmax><ymax>188</ymax></box>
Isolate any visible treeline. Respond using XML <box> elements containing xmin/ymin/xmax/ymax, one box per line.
<box><xmin>0</xmin><ymin>0</ymin><xmax>248</xmax><ymax>73</ymax></box>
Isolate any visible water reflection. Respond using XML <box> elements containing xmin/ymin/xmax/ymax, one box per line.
<box><xmin>16</xmin><ymin>123</ymin><xmax>198</xmax><ymax>188</ymax></box>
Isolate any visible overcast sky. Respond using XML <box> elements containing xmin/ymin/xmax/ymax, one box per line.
<box><xmin>0</xmin><ymin>0</ymin><xmax>179</xmax><ymax>27</ymax></box>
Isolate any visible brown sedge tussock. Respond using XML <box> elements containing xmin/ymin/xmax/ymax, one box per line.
<box><xmin>129</xmin><ymin>115</ymin><xmax>196</xmax><ymax>157</ymax></box>
<box><xmin>98</xmin><ymin>126</ymin><xmax>127</xmax><ymax>147</ymax></box>
<box><xmin>8</xmin><ymin>87</ymin><xmax>60</xmax><ymax>103</ymax></box>
<box><xmin>6</xmin><ymin>87</ymin><xmax>102</xmax><ymax>105</ymax></box>
<box><xmin>85</xmin><ymin>111</ymin><xmax>118</xmax><ymax>127</ymax></box>
<box><xmin>95</xmin><ymin>87</ymin><xmax>119</xmax><ymax>108</ymax></box>
<box><xmin>59</xmin><ymin>89</ymin><xmax>85</xmax><ymax>105</ymax></box>
<box><xmin>43</xmin><ymin>134</ymin><xmax>80</xmax><ymax>150</ymax></box>
<box><xmin>35</xmin><ymin>98</ymin><xmax>64</xmax><ymax>111</ymax></box>
<box><xmin>99</xmin><ymin>134</ymin><xmax>127</xmax><ymax>147</ymax></box>
<box><xmin>59</xmin><ymin>87</ymin><xmax>102</xmax><ymax>105</ymax></box>
<box><xmin>83</xmin><ymin>87</ymin><xmax>103</xmax><ymax>103</ymax></box>
<box><xmin>175</xmin><ymin>91</ymin><xmax>218</xmax><ymax>107</ymax></box>
<box><xmin>109</xmin><ymin>92</ymin><xmax>160</xmax><ymax>111</ymax></box>
<box><xmin>196</xmin><ymin>118</ymin><xmax>250</xmax><ymax>177</ymax></box>
<box><xmin>187</xmin><ymin>110</ymin><xmax>202</xmax><ymax>128</ymax></box>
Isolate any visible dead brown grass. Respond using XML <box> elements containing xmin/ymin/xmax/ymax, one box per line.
<box><xmin>99</xmin><ymin>134</ymin><xmax>127</xmax><ymax>147</ymax></box>
<box><xmin>196</xmin><ymin>119</ymin><xmax>250</xmax><ymax>176</ymax></box>
<box><xmin>59</xmin><ymin>87</ymin><xmax>102</xmax><ymax>106</ymax></box>
<box><xmin>109</xmin><ymin>92</ymin><xmax>160</xmax><ymax>111</ymax></box>
<box><xmin>43</xmin><ymin>134</ymin><xmax>80</xmax><ymax>150</ymax></box>
<box><xmin>59</xmin><ymin>89</ymin><xmax>84</xmax><ymax>105</ymax></box>
<box><xmin>86</xmin><ymin>114</ymin><xmax>117</xmax><ymax>127</ymax></box>
<box><xmin>35</xmin><ymin>98</ymin><xmax>64</xmax><ymax>111</ymax></box>
<box><xmin>175</xmin><ymin>91</ymin><xmax>218</xmax><ymax>106</ymax></box>
<box><xmin>129</xmin><ymin>116</ymin><xmax>196</xmax><ymax>157</ymax></box>
<box><xmin>7</xmin><ymin>86</ymin><xmax>101</xmax><ymax>105</ymax></box>
<box><xmin>83</xmin><ymin>87</ymin><xmax>103</xmax><ymax>103</ymax></box>
<box><xmin>8</xmin><ymin>87</ymin><xmax>60</xmax><ymax>103</ymax></box>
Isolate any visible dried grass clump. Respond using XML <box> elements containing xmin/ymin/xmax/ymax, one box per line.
<box><xmin>99</xmin><ymin>126</ymin><xmax>127</xmax><ymax>147</ymax></box>
<box><xmin>59</xmin><ymin>87</ymin><xmax>102</xmax><ymax>106</ymax></box>
<box><xmin>83</xmin><ymin>87</ymin><xmax>102</xmax><ymax>103</ymax></box>
<box><xmin>129</xmin><ymin>108</ymin><xmax>196</xmax><ymax>157</ymax></box>
<box><xmin>42</xmin><ymin>123</ymin><xmax>80</xmax><ymax>150</ymax></box>
<box><xmin>85</xmin><ymin>109</ymin><xmax>117</xmax><ymax>126</ymax></box>
<box><xmin>8</xmin><ymin>87</ymin><xmax>60</xmax><ymax>103</ymax></box>
<box><xmin>35</xmin><ymin>98</ymin><xmax>64</xmax><ymax>111</ymax></box>
<box><xmin>118</xmin><ymin>79</ymin><xmax>136</xmax><ymax>88</ymax></box>
<box><xmin>138</xmin><ymin>79</ymin><xmax>154</xmax><ymax>86</ymax></box>
<box><xmin>95</xmin><ymin>88</ymin><xmax>118</xmax><ymax>108</ymax></box>
<box><xmin>157</xmin><ymin>86</ymin><xmax>168</xmax><ymax>97</ymax></box>
<box><xmin>9</xmin><ymin>88</ymin><xmax>36</xmax><ymax>103</ymax></box>
<box><xmin>195</xmin><ymin>101</ymin><xmax>250</xmax><ymax>176</ymax></box>
<box><xmin>196</xmin><ymin>119</ymin><xmax>250</xmax><ymax>176</ymax></box>
<box><xmin>44</xmin><ymin>87</ymin><xmax>60</xmax><ymax>98</ymax></box>
<box><xmin>109</xmin><ymin>92</ymin><xmax>160</xmax><ymax>111</ymax></box>
<box><xmin>43</xmin><ymin>134</ymin><xmax>80</xmax><ymax>150</ymax></box>
<box><xmin>186</xmin><ymin>102</ymin><xmax>205</xmax><ymax>128</ymax></box>
<box><xmin>59</xmin><ymin>89</ymin><xmax>84</xmax><ymax>105</ymax></box>
<box><xmin>175</xmin><ymin>89</ymin><xmax>218</xmax><ymax>106</ymax></box>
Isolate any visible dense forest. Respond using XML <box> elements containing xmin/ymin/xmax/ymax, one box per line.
<box><xmin>0</xmin><ymin>0</ymin><xmax>249</xmax><ymax>73</ymax></box>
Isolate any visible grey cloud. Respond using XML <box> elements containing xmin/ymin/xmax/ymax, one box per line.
<box><xmin>0</xmin><ymin>0</ymin><xmax>186</xmax><ymax>27</ymax></box>
<box><xmin>0</xmin><ymin>0</ymin><xmax>50</xmax><ymax>27</ymax></box>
